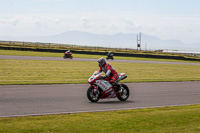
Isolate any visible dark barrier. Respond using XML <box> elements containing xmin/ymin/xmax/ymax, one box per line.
<box><xmin>0</xmin><ymin>46</ymin><xmax>200</xmax><ymax>61</ymax></box>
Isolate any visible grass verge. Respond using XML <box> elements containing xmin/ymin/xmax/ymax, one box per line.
<box><xmin>0</xmin><ymin>104</ymin><xmax>200</xmax><ymax>133</ymax></box>
<box><xmin>1</xmin><ymin>59</ymin><xmax>200</xmax><ymax>85</ymax></box>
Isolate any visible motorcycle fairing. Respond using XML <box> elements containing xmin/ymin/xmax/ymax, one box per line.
<box><xmin>96</xmin><ymin>80</ymin><xmax>112</xmax><ymax>91</ymax></box>
<box><xmin>95</xmin><ymin>80</ymin><xmax>116</xmax><ymax>98</ymax></box>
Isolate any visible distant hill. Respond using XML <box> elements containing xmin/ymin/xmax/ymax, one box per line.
<box><xmin>0</xmin><ymin>30</ymin><xmax>199</xmax><ymax>51</ymax></box>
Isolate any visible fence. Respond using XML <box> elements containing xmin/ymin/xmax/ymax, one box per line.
<box><xmin>0</xmin><ymin>40</ymin><xmax>136</xmax><ymax>52</ymax></box>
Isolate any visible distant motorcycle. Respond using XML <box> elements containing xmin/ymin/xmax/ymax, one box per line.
<box><xmin>87</xmin><ymin>71</ymin><xmax>129</xmax><ymax>102</ymax></box>
<box><xmin>106</xmin><ymin>52</ymin><xmax>114</xmax><ymax>60</ymax></box>
<box><xmin>63</xmin><ymin>51</ymin><xmax>73</xmax><ymax>59</ymax></box>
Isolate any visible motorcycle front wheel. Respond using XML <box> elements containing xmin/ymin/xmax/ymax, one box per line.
<box><xmin>87</xmin><ymin>86</ymin><xmax>100</xmax><ymax>102</ymax></box>
<box><xmin>117</xmin><ymin>84</ymin><xmax>130</xmax><ymax>101</ymax></box>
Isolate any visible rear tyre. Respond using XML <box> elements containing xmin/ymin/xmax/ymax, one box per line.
<box><xmin>117</xmin><ymin>84</ymin><xmax>129</xmax><ymax>101</ymax></box>
<box><xmin>87</xmin><ymin>86</ymin><xmax>100</xmax><ymax>102</ymax></box>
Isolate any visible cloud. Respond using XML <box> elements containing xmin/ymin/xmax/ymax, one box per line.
<box><xmin>0</xmin><ymin>12</ymin><xmax>200</xmax><ymax>43</ymax></box>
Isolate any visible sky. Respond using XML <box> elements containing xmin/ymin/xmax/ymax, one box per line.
<box><xmin>0</xmin><ymin>0</ymin><xmax>200</xmax><ymax>43</ymax></box>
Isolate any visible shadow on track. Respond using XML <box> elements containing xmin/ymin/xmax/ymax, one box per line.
<box><xmin>91</xmin><ymin>100</ymin><xmax>135</xmax><ymax>104</ymax></box>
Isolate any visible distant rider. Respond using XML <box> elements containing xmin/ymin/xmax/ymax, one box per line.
<box><xmin>65</xmin><ymin>50</ymin><xmax>71</xmax><ymax>55</ymax></box>
<box><xmin>97</xmin><ymin>57</ymin><xmax>121</xmax><ymax>92</ymax></box>
<box><xmin>107</xmin><ymin>51</ymin><xmax>112</xmax><ymax>57</ymax></box>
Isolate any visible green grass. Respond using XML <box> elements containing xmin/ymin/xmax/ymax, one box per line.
<box><xmin>1</xmin><ymin>49</ymin><xmax>200</xmax><ymax>63</ymax></box>
<box><xmin>1</xmin><ymin>49</ymin><xmax>200</xmax><ymax>85</ymax></box>
<box><xmin>0</xmin><ymin>49</ymin><xmax>64</xmax><ymax>57</ymax></box>
<box><xmin>1</xmin><ymin>59</ymin><xmax>200</xmax><ymax>85</ymax></box>
<box><xmin>0</xmin><ymin>104</ymin><xmax>200</xmax><ymax>133</ymax></box>
<box><xmin>1</xmin><ymin>49</ymin><xmax>200</xmax><ymax>133</ymax></box>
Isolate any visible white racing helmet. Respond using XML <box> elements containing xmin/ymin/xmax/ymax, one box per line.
<box><xmin>97</xmin><ymin>57</ymin><xmax>106</xmax><ymax>67</ymax></box>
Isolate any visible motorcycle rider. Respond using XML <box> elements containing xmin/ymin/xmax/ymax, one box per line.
<box><xmin>65</xmin><ymin>50</ymin><xmax>71</xmax><ymax>55</ymax></box>
<box><xmin>97</xmin><ymin>57</ymin><xmax>121</xmax><ymax>92</ymax></box>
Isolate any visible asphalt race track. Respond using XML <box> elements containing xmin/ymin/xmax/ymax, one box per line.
<box><xmin>1</xmin><ymin>55</ymin><xmax>200</xmax><ymax>65</ymax></box>
<box><xmin>1</xmin><ymin>55</ymin><xmax>200</xmax><ymax>117</ymax></box>
<box><xmin>0</xmin><ymin>82</ymin><xmax>200</xmax><ymax>117</ymax></box>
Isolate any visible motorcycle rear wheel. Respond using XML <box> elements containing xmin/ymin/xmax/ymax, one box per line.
<box><xmin>87</xmin><ymin>86</ymin><xmax>100</xmax><ymax>102</ymax></box>
<box><xmin>117</xmin><ymin>84</ymin><xmax>129</xmax><ymax>101</ymax></box>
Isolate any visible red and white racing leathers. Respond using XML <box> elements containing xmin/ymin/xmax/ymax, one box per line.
<box><xmin>98</xmin><ymin>62</ymin><xmax>118</xmax><ymax>83</ymax></box>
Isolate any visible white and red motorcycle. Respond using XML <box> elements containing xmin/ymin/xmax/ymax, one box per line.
<box><xmin>87</xmin><ymin>71</ymin><xmax>130</xmax><ymax>102</ymax></box>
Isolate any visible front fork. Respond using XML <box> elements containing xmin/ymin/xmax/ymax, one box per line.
<box><xmin>90</xmin><ymin>85</ymin><xmax>98</xmax><ymax>94</ymax></box>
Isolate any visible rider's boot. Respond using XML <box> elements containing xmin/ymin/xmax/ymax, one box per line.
<box><xmin>116</xmin><ymin>84</ymin><xmax>122</xmax><ymax>93</ymax></box>
<box><xmin>112</xmin><ymin>82</ymin><xmax>122</xmax><ymax>93</ymax></box>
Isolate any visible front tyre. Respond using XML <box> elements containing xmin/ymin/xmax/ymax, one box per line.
<box><xmin>87</xmin><ymin>86</ymin><xmax>100</xmax><ymax>102</ymax></box>
<box><xmin>117</xmin><ymin>84</ymin><xmax>129</xmax><ymax>101</ymax></box>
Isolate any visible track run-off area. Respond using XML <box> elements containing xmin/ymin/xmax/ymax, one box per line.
<box><xmin>0</xmin><ymin>55</ymin><xmax>200</xmax><ymax>117</ymax></box>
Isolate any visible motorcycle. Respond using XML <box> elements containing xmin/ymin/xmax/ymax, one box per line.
<box><xmin>63</xmin><ymin>51</ymin><xmax>73</xmax><ymax>59</ymax></box>
<box><xmin>87</xmin><ymin>71</ymin><xmax>130</xmax><ymax>102</ymax></box>
<box><xmin>106</xmin><ymin>52</ymin><xmax>114</xmax><ymax>60</ymax></box>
